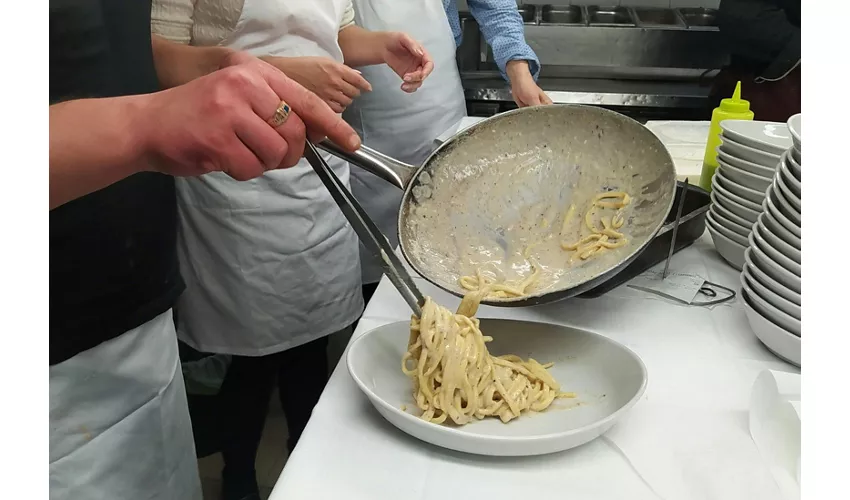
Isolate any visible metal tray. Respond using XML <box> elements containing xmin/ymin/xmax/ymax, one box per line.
<box><xmin>578</xmin><ymin>181</ymin><xmax>710</xmax><ymax>298</ymax></box>
<box><xmin>586</xmin><ymin>6</ymin><xmax>635</xmax><ymax>27</ymax></box>
<box><xmin>633</xmin><ymin>8</ymin><xmax>686</xmax><ymax>29</ymax></box>
<box><xmin>678</xmin><ymin>8</ymin><xmax>719</xmax><ymax>30</ymax></box>
<box><xmin>540</xmin><ymin>5</ymin><xmax>585</xmax><ymax>26</ymax></box>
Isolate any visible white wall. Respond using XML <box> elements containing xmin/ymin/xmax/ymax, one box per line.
<box><xmin>457</xmin><ymin>1</ymin><xmax>722</xmax><ymax>10</ymax></box>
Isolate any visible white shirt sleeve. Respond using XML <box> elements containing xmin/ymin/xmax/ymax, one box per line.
<box><xmin>151</xmin><ymin>0</ymin><xmax>195</xmax><ymax>45</ymax></box>
<box><xmin>340</xmin><ymin>1</ymin><xmax>355</xmax><ymax>30</ymax></box>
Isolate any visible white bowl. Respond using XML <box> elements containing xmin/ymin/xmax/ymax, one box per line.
<box><xmin>787</xmin><ymin>114</ymin><xmax>801</xmax><ymax>151</ymax></box>
<box><xmin>711</xmin><ymin>192</ymin><xmax>757</xmax><ymax>229</ymax></box>
<box><xmin>716</xmin><ymin>148</ymin><xmax>777</xmax><ymax>177</ymax></box>
<box><xmin>774</xmin><ymin>175</ymin><xmax>801</xmax><ymax>215</ymax></box>
<box><xmin>720</xmin><ymin>120</ymin><xmax>793</xmax><ymax>155</ymax></box>
<box><xmin>707</xmin><ymin>211</ymin><xmax>749</xmax><ymax>245</ymax></box>
<box><xmin>347</xmin><ymin>319</ymin><xmax>647</xmax><ymax>456</ymax></box>
<box><xmin>779</xmin><ymin>156</ymin><xmax>801</xmax><ymax>198</ymax></box>
<box><xmin>707</xmin><ymin>222</ymin><xmax>746</xmax><ymax>270</ymax></box>
<box><xmin>716</xmin><ymin>170</ymin><xmax>766</xmax><ymax>204</ymax></box>
<box><xmin>742</xmin><ymin>291</ymin><xmax>801</xmax><ymax>367</ymax></box>
<box><xmin>765</xmin><ymin>187</ymin><xmax>801</xmax><ymax>238</ymax></box>
<box><xmin>744</xmin><ymin>247</ymin><xmax>800</xmax><ymax>306</ymax></box>
<box><xmin>718</xmin><ymin>136</ymin><xmax>782</xmax><ymax>168</ymax></box>
<box><xmin>760</xmin><ymin>201</ymin><xmax>801</xmax><ymax>250</ymax></box>
<box><xmin>757</xmin><ymin>215</ymin><xmax>801</xmax><ymax>263</ymax></box>
<box><xmin>743</xmin><ymin>266</ymin><xmax>801</xmax><ymax>320</ymax></box>
<box><xmin>750</xmin><ymin>224</ymin><xmax>801</xmax><ymax>276</ymax></box>
<box><xmin>740</xmin><ymin>276</ymin><xmax>801</xmax><ymax>336</ymax></box>
<box><xmin>717</xmin><ymin>158</ymin><xmax>772</xmax><ymax>192</ymax></box>
<box><xmin>788</xmin><ymin>146</ymin><xmax>803</xmax><ymax>171</ymax></box>
<box><xmin>709</xmin><ymin>206</ymin><xmax>751</xmax><ymax>238</ymax></box>
<box><xmin>713</xmin><ymin>172</ymin><xmax>764</xmax><ymax>209</ymax></box>
<box><xmin>712</xmin><ymin>189</ymin><xmax>761</xmax><ymax>224</ymax></box>
<box><xmin>786</xmin><ymin>149</ymin><xmax>801</xmax><ymax>180</ymax></box>
<box><xmin>748</xmin><ymin>234</ymin><xmax>801</xmax><ymax>294</ymax></box>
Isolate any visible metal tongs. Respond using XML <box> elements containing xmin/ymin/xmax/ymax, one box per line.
<box><xmin>304</xmin><ymin>142</ymin><xmax>425</xmax><ymax>316</ymax></box>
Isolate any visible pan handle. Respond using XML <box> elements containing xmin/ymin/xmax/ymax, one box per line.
<box><xmin>318</xmin><ymin>140</ymin><xmax>416</xmax><ymax>190</ymax></box>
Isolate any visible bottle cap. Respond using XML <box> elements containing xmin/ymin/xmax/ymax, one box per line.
<box><xmin>719</xmin><ymin>81</ymin><xmax>751</xmax><ymax>114</ymax></box>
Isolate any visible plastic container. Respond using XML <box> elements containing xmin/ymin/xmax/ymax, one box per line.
<box><xmin>698</xmin><ymin>81</ymin><xmax>754</xmax><ymax>192</ymax></box>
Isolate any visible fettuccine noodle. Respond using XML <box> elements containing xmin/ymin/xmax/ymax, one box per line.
<box><xmin>457</xmin><ymin>190</ymin><xmax>632</xmax><ymax>300</ymax></box>
<box><xmin>402</xmin><ymin>292</ymin><xmax>574</xmax><ymax>425</ymax></box>
<box><xmin>561</xmin><ymin>191</ymin><xmax>631</xmax><ymax>261</ymax></box>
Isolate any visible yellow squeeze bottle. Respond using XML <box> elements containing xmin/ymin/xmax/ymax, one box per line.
<box><xmin>699</xmin><ymin>81</ymin><xmax>754</xmax><ymax>192</ymax></box>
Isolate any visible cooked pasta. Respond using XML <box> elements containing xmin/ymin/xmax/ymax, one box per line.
<box><xmin>457</xmin><ymin>191</ymin><xmax>632</xmax><ymax>300</ymax></box>
<box><xmin>561</xmin><ymin>191</ymin><xmax>631</xmax><ymax>261</ymax></box>
<box><xmin>458</xmin><ymin>258</ymin><xmax>540</xmax><ymax>299</ymax></box>
<box><xmin>402</xmin><ymin>293</ymin><xmax>574</xmax><ymax>425</ymax></box>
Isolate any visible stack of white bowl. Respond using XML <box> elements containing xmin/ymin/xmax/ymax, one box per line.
<box><xmin>706</xmin><ymin>120</ymin><xmax>793</xmax><ymax>270</ymax></box>
<box><xmin>740</xmin><ymin>114</ymin><xmax>801</xmax><ymax>367</ymax></box>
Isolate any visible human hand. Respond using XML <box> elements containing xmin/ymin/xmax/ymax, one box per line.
<box><xmin>262</xmin><ymin>56</ymin><xmax>372</xmax><ymax>113</ymax></box>
<box><xmin>140</xmin><ymin>55</ymin><xmax>361</xmax><ymax>181</ymax></box>
<box><xmin>380</xmin><ymin>32</ymin><xmax>434</xmax><ymax>93</ymax></box>
<box><xmin>507</xmin><ymin>60</ymin><xmax>553</xmax><ymax>107</ymax></box>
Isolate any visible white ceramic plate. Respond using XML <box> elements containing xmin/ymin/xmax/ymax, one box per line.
<box><xmin>787</xmin><ymin>114</ymin><xmax>801</xmax><ymax>151</ymax></box>
<box><xmin>774</xmin><ymin>176</ymin><xmax>802</xmax><ymax>216</ymax></box>
<box><xmin>716</xmin><ymin>148</ymin><xmax>777</xmax><ymax>177</ymax></box>
<box><xmin>347</xmin><ymin>319</ymin><xmax>647</xmax><ymax>456</ymax></box>
<box><xmin>742</xmin><ymin>291</ymin><xmax>801</xmax><ymax>367</ymax></box>
<box><xmin>748</xmin><ymin>235</ymin><xmax>801</xmax><ymax>294</ymax></box>
<box><xmin>713</xmin><ymin>173</ymin><xmax>764</xmax><ymax>210</ymax></box>
<box><xmin>779</xmin><ymin>156</ymin><xmax>801</xmax><ymax>198</ymax></box>
<box><xmin>712</xmin><ymin>189</ymin><xmax>760</xmax><ymax>224</ymax></box>
<box><xmin>757</xmin><ymin>215</ymin><xmax>801</xmax><ymax>263</ymax></box>
<box><xmin>708</xmin><ymin>206</ymin><xmax>750</xmax><ymax>239</ymax></box>
<box><xmin>740</xmin><ymin>276</ymin><xmax>801</xmax><ymax>336</ymax></box>
<box><xmin>765</xmin><ymin>188</ymin><xmax>801</xmax><ymax>238</ymax></box>
<box><xmin>760</xmin><ymin>203</ymin><xmax>801</xmax><ymax>249</ymax></box>
<box><xmin>711</xmin><ymin>192</ymin><xmax>756</xmax><ymax>229</ymax></box>
<box><xmin>752</xmin><ymin>223</ymin><xmax>801</xmax><ymax>276</ymax></box>
<box><xmin>707</xmin><ymin>222</ymin><xmax>746</xmax><ymax>270</ymax></box>
<box><xmin>718</xmin><ymin>135</ymin><xmax>782</xmax><ymax>168</ymax></box>
<box><xmin>720</xmin><ymin>120</ymin><xmax>793</xmax><ymax>155</ymax></box>
<box><xmin>717</xmin><ymin>159</ymin><xmax>772</xmax><ymax>192</ymax></box>
<box><xmin>743</xmin><ymin>266</ymin><xmax>801</xmax><ymax>320</ymax></box>
<box><xmin>745</xmin><ymin>247</ymin><xmax>800</xmax><ymax>305</ymax></box>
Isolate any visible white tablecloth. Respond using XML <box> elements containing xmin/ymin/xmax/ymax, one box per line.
<box><xmin>270</xmin><ymin>233</ymin><xmax>799</xmax><ymax>500</ymax></box>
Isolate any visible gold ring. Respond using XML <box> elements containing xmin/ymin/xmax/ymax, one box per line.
<box><xmin>267</xmin><ymin>100</ymin><xmax>291</xmax><ymax>128</ymax></box>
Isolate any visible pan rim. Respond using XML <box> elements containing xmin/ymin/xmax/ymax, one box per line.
<box><xmin>396</xmin><ymin>104</ymin><xmax>678</xmax><ymax>306</ymax></box>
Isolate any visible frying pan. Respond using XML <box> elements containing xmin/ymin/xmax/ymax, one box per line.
<box><xmin>321</xmin><ymin>104</ymin><xmax>677</xmax><ymax>307</ymax></box>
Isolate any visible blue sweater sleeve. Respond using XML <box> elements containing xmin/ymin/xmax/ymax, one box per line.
<box><xmin>465</xmin><ymin>0</ymin><xmax>541</xmax><ymax>81</ymax></box>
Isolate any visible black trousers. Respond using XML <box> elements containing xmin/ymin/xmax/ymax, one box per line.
<box><xmin>219</xmin><ymin>335</ymin><xmax>331</xmax><ymax>483</ymax></box>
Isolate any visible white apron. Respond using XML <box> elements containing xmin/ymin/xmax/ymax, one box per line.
<box><xmin>175</xmin><ymin>0</ymin><xmax>363</xmax><ymax>356</ymax></box>
<box><xmin>49</xmin><ymin>310</ymin><xmax>201</xmax><ymax>500</ymax></box>
<box><xmin>344</xmin><ymin>0</ymin><xmax>467</xmax><ymax>284</ymax></box>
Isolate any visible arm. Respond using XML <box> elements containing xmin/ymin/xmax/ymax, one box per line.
<box><xmin>49</xmin><ymin>97</ymin><xmax>151</xmax><ymax>209</ymax></box>
<box><xmin>466</xmin><ymin>0</ymin><xmax>541</xmax><ymax>81</ymax></box>
<box><xmin>338</xmin><ymin>25</ymin><xmax>393</xmax><ymax>67</ymax></box>
<box><xmin>151</xmin><ymin>35</ymin><xmax>235</xmax><ymax>88</ymax></box>
<box><xmin>51</xmin><ymin>59</ymin><xmax>362</xmax><ymax>210</ymax></box>
<box><xmin>718</xmin><ymin>0</ymin><xmax>799</xmax><ymax>67</ymax></box>
<box><xmin>150</xmin><ymin>0</ymin><xmax>235</xmax><ymax>88</ymax></box>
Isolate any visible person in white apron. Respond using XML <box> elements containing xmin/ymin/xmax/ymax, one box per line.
<box><xmin>344</xmin><ymin>0</ymin><xmax>550</xmax><ymax>303</ymax></box>
<box><xmin>151</xmin><ymin>2</ymin><xmax>430</xmax><ymax>498</ymax></box>
<box><xmin>50</xmin><ymin>311</ymin><xmax>201</xmax><ymax>499</ymax></box>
